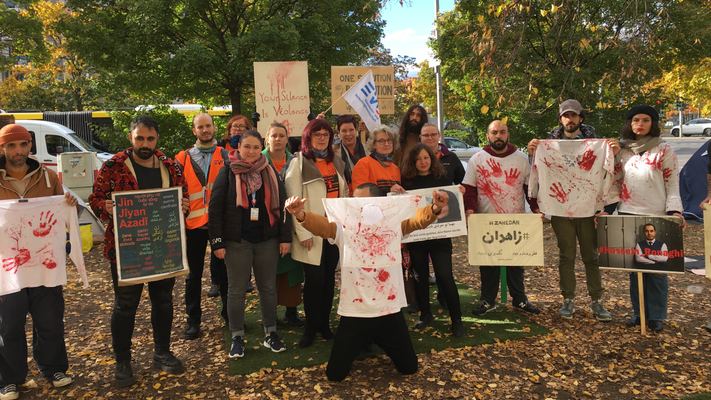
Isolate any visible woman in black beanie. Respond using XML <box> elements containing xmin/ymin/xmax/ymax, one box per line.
<box><xmin>602</xmin><ymin>104</ymin><xmax>685</xmax><ymax>333</ymax></box>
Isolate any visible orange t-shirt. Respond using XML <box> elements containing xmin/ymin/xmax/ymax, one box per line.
<box><xmin>316</xmin><ymin>160</ymin><xmax>339</xmax><ymax>198</ymax></box>
<box><xmin>272</xmin><ymin>158</ymin><xmax>286</xmax><ymax>174</ymax></box>
<box><xmin>351</xmin><ymin>156</ymin><xmax>401</xmax><ymax>195</ymax></box>
<box><xmin>6</xmin><ymin>170</ymin><xmax>27</xmax><ymax>181</ymax></box>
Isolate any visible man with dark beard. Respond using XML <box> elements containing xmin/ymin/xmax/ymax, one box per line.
<box><xmin>462</xmin><ymin>120</ymin><xmax>541</xmax><ymax>316</ymax></box>
<box><xmin>394</xmin><ymin>105</ymin><xmax>428</xmax><ymax>167</ymax></box>
<box><xmin>90</xmin><ymin>115</ymin><xmax>190</xmax><ymax>387</ymax></box>
<box><xmin>526</xmin><ymin>100</ymin><xmax>612</xmax><ymax>322</ymax></box>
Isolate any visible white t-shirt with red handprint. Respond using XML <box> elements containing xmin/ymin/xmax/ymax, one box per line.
<box><xmin>0</xmin><ymin>195</ymin><xmax>88</xmax><ymax>295</ymax></box>
<box><xmin>528</xmin><ymin>139</ymin><xmax>614</xmax><ymax>218</ymax></box>
<box><xmin>463</xmin><ymin>149</ymin><xmax>530</xmax><ymax>214</ymax></box>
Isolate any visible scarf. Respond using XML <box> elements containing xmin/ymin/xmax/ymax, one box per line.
<box><xmin>228</xmin><ymin>150</ymin><xmax>280</xmax><ymax>226</ymax></box>
<box><xmin>619</xmin><ymin>135</ymin><xmax>663</xmax><ymax>155</ymax></box>
<box><xmin>312</xmin><ymin>148</ymin><xmax>329</xmax><ymax>160</ymax></box>
<box><xmin>340</xmin><ymin>140</ymin><xmax>367</xmax><ymax>169</ymax></box>
<box><xmin>195</xmin><ymin>139</ymin><xmax>217</xmax><ymax>151</ymax></box>
<box><xmin>370</xmin><ymin>152</ymin><xmax>393</xmax><ymax>167</ymax></box>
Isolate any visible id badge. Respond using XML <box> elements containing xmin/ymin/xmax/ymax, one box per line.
<box><xmin>250</xmin><ymin>207</ymin><xmax>259</xmax><ymax>221</ymax></box>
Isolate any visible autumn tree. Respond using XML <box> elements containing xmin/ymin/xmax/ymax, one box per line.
<box><xmin>432</xmin><ymin>0</ymin><xmax>711</xmax><ymax>147</ymax></box>
<box><xmin>61</xmin><ymin>0</ymin><xmax>384</xmax><ymax>115</ymax></box>
<box><xmin>655</xmin><ymin>58</ymin><xmax>711</xmax><ymax>117</ymax></box>
<box><xmin>0</xmin><ymin>0</ymin><xmax>135</xmax><ymax>111</ymax></box>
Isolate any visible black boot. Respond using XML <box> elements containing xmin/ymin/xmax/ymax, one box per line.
<box><xmin>284</xmin><ymin>307</ymin><xmax>305</xmax><ymax>326</ymax></box>
<box><xmin>114</xmin><ymin>358</ymin><xmax>135</xmax><ymax>387</ymax></box>
<box><xmin>152</xmin><ymin>351</ymin><xmax>185</xmax><ymax>374</ymax></box>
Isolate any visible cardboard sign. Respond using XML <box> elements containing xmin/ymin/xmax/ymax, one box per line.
<box><xmin>388</xmin><ymin>186</ymin><xmax>467</xmax><ymax>243</ymax></box>
<box><xmin>254</xmin><ymin>61</ymin><xmax>310</xmax><ymax>137</ymax></box>
<box><xmin>112</xmin><ymin>187</ymin><xmax>189</xmax><ymax>285</ymax></box>
<box><xmin>468</xmin><ymin>214</ymin><xmax>544</xmax><ymax>266</ymax></box>
<box><xmin>331</xmin><ymin>66</ymin><xmax>394</xmax><ymax>115</ymax></box>
<box><xmin>597</xmin><ymin>215</ymin><xmax>684</xmax><ymax>274</ymax></box>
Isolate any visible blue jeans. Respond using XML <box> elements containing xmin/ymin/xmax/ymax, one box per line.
<box><xmin>629</xmin><ymin>272</ymin><xmax>668</xmax><ymax>321</ymax></box>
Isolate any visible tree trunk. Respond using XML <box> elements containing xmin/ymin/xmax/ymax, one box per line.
<box><xmin>230</xmin><ymin>87</ymin><xmax>241</xmax><ymax>116</ymax></box>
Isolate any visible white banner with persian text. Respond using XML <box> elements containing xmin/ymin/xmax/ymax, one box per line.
<box><xmin>388</xmin><ymin>185</ymin><xmax>467</xmax><ymax>243</ymax></box>
<box><xmin>254</xmin><ymin>61</ymin><xmax>310</xmax><ymax>137</ymax></box>
<box><xmin>468</xmin><ymin>213</ymin><xmax>544</xmax><ymax>266</ymax></box>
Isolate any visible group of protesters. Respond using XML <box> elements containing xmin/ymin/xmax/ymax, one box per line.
<box><xmin>0</xmin><ymin>96</ymin><xmax>695</xmax><ymax>397</ymax></box>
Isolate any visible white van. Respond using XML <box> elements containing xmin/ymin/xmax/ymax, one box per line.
<box><xmin>15</xmin><ymin>120</ymin><xmax>113</xmax><ymax>170</ymax></box>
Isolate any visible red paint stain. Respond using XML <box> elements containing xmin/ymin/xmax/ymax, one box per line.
<box><xmin>352</xmin><ymin>298</ymin><xmax>363</xmax><ymax>303</ymax></box>
<box><xmin>549</xmin><ymin>182</ymin><xmax>570</xmax><ymax>203</ymax></box>
<box><xmin>578</xmin><ymin>149</ymin><xmax>597</xmax><ymax>171</ymax></box>
<box><xmin>362</xmin><ymin>268</ymin><xmax>374</xmax><ymax>272</ymax></box>
<box><xmin>387</xmin><ymin>294</ymin><xmax>396</xmax><ymax>300</ymax></box>
<box><xmin>487</xmin><ymin>159</ymin><xmax>503</xmax><ymax>177</ymax></box>
<box><xmin>377</xmin><ymin>269</ymin><xmax>390</xmax><ymax>282</ymax></box>
<box><xmin>478</xmin><ymin>178</ymin><xmax>506</xmax><ymax>213</ymax></box>
<box><xmin>663</xmin><ymin>167</ymin><xmax>672</xmax><ymax>181</ymax></box>
<box><xmin>43</xmin><ymin>258</ymin><xmax>57</xmax><ymax>270</ymax></box>
<box><xmin>620</xmin><ymin>183</ymin><xmax>631</xmax><ymax>202</ymax></box>
<box><xmin>30</xmin><ymin>211</ymin><xmax>58</xmax><ymax>237</ymax></box>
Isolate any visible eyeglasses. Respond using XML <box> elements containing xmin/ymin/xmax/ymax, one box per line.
<box><xmin>420</xmin><ymin>133</ymin><xmax>439</xmax><ymax>139</ymax></box>
<box><xmin>232</xmin><ymin>125</ymin><xmax>248</xmax><ymax>130</ymax></box>
<box><xmin>312</xmin><ymin>133</ymin><xmax>330</xmax><ymax>139</ymax></box>
<box><xmin>375</xmin><ymin>138</ymin><xmax>393</xmax><ymax>145</ymax></box>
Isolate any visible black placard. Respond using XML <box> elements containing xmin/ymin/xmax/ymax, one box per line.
<box><xmin>112</xmin><ymin>187</ymin><xmax>188</xmax><ymax>285</ymax></box>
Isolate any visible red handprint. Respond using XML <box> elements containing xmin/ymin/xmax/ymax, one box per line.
<box><xmin>663</xmin><ymin>167</ymin><xmax>672</xmax><ymax>181</ymax></box>
<box><xmin>29</xmin><ymin>211</ymin><xmax>57</xmax><ymax>237</ymax></box>
<box><xmin>487</xmin><ymin>159</ymin><xmax>503</xmax><ymax>177</ymax></box>
<box><xmin>1</xmin><ymin>227</ymin><xmax>31</xmax><ymax>274</ymax></box>
<box><xmin>549</xmin><ymin>182</ymin><xmax>571</xmax><ymax>204</ymax></box>
<box><xmin>578</xmin><ymin>149</ymin><xmax>597</xmax><ymax>171</ymax></box>
<box><xmin>643</xmin><ymin>154</ymin><xmax>662</xmax><ymax>171</ymax></box>
<box><xmin>504</xmin><ymin>168</ymin><xmax>521</xmax><ymax>186</ymax></box>
<box><xmin>476</xmin><ymin>164</ymin><xmax>491</xmax><ymax>178</ymax></box>
<box><xmin>478</xmin><ymin>178</ymin><xmax>506</xmax><ymax>213</ymax></box>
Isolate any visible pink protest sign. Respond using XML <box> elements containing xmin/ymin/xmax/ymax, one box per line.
<box><xmin>254</xmin><ymin>61</ymin><xmax>310</xmax><ymax>137</ymax></box>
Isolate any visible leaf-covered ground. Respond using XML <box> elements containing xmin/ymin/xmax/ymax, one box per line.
<box><xmin>15</xmin><ymin>223</ymin><xmax>711</xmax><ymax>399</ymax></box>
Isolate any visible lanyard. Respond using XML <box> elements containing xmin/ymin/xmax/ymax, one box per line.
<box><xmin>251</xmin><ymin>192</ymin><xmax>257</xmax><ymax>208</ymax></box>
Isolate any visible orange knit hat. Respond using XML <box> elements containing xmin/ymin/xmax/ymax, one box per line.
<box><xmin>0</xmin><ymin>124</ymin><xmax>32</xmax><ymax>147</ymax></box>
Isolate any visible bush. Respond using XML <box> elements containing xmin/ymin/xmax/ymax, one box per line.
<box><xmin>93</xmin><ymin>106</ymin><xmax>230</xmax><ymax>159</ymax></box>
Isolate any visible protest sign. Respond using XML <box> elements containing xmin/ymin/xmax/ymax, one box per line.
<box><xmin>468</xmin><ymin>214</ymin><xmax>544</xmax><ymax>266</ymax></box>
<box><xmin>388</xmin><ymin>185</ymin><xmax>467</xmax><ymax>243</ymax></box>
<box><xmin>254</xmin><ymin>61</ymin><xmax>310</xmax><ymax>137</ymax></box>
<box><xmin>331</xmin><ymin>66</ymin><xmax>394</xmax><ymax>115</ymax></box>
<box><xmin>597</xmin><ymin>215</ymin><xmax>684</xmax><ymax>274</ymax></box>
<box><xmin>112</xmin><ymin>187</ymin><xmax>188</xmax><ymax>286</ymax></box>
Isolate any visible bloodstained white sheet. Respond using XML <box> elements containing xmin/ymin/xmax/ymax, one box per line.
<box><xmin>0</xmin><ymin>196</ymin><xmax>88</xmax><ymax>296</ymax></box>
<box><xmin>529</xmin><ymin>139</ymin><xmax>614</xmax><ymax>217</ymax></box>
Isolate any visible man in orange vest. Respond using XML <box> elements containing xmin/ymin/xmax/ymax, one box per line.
<box><xmin>176</xmin><ymin>113</ymin><xmax>229</xmax><ymax>340</ymax></box>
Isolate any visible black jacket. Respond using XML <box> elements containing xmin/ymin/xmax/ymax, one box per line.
<box><xmin>208</xmin><ymin>163</ymin><xmax>291</xmax><ymax>250</ymax></box>
<box><xmin>438</xmin><ymin>145</ymin><xmax>465</xmax><ymax>184</ymax></box>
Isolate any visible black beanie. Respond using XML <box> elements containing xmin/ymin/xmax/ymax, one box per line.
<box><xmin>626</xmin><ymin>105</ymin><xmax>659</xmax><ymax>123</ymax></box>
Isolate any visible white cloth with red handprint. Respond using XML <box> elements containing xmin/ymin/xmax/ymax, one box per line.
<box><xmin>463</xmin><ymin>149</ymin><xmax>530</xmax><ymax>214</ymax></box>
<box><xmin>323</xmin><ymin>196</ymin><xmax>419</xmax><ymax>317</ymax></box>
<box><xmin>529</xmin><ymin>139</ymin><xmax>614</xmax><ymax>217</ymax></box>
<box><xmin>607</xmin><ymin>143</ymin><xmax>683</xmax><ymax>215</ymax></box>
<box><xmin>0</xmin><ymin>195</ymin><xmax>88</xmax><ymax>296</ymax></box>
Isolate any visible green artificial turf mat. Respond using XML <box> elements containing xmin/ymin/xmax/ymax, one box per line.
<box><xmin>221</xmin><ymin>281</ymin><xmax>550</xmax><ymax>376</ymax></box>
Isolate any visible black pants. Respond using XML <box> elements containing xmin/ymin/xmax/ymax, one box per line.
<box><xmin>409</xmin><ymin>238</ymin><xmax>462</xmax><ymax>321</ymax></box>
<box><xmin>185</xmin><ymin>228</ymin><xmax>209</xmax><ymax>326</ymax></box>
<box><xmin>479</xmin><ymin>266</ymin><xmax>527</xmax><ymax>304</ymax></box>
<box><xmin>110</xmin><ymin>263</ymin><xmax>175</xmax><ymax>360</ymax></box>
<box><xmin>302</xmin><ymin>242</ymin><xmax>339</xmax><ymax>333</ymax></box>
<box><xmin>326</xmin><ymin>313</ymin><xmax>418</xmax><ymax>381</ymax></box>
<box><xmin>0</xmin><ymin>286</ymin><xmax>68</xmax><ymax>385</ymax></box>
<box><xmin>210</xmin><ymin>252</ymin><xmax>229</xmax><ymax>322</ymax></box>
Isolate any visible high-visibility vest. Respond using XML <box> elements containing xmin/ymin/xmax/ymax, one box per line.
<box><xmin>177</xmin><ymin>147</ymin><xmax>226</xmax><ymax>229</ymax></box>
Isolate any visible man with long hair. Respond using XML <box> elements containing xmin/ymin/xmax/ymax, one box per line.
<box><xmin>394</xmin><ymin>105</ymin><xmax>427</xmax><ymax>166</ymax></box>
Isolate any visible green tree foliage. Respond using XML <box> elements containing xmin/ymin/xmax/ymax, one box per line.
<box><xmin>0</xmin><ymin>1</ymin><xmax>47</xmax><ymax>70</ymax></box>
<box><xmin>94</xmin><ymin>106</ymin><xmax>230</xmax><ymax>158</ymax></box>
<box><xmin>61</xmin><ymin>0</ymin><xmax>384</xmax><ymax>115</ymax></box>
<box><xmin>408</xmin><ymin>60</ymin><xmax>465</xmax><ymax>122</ymax></box>
<box><xmin>432</xmin><ymin>0</ymin><xmax>711</xmax><ymax>148</ymax></box>
<box><xmin>361</xmin><ymin>45</ymin><xmax>419</xmax><ymax>125</ymax></box>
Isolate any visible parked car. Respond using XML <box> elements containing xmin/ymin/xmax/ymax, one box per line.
<box><xmin>444</xmin><ymin>137</ymin><xmax>482</xmax><ymax>162</ymax></box>
<box><xmin>670</xmin><ymin>118</ymin><xmax>711</xmax><ymax>137</ymax></box>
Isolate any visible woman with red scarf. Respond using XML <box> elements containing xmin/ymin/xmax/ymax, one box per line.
<box><xmin>209</xmin><ymin>130</ymin><xmax>292</xmax><ymax>359</ymax></box>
